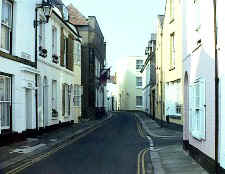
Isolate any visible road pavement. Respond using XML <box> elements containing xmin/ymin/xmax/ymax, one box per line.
<box><xmin>15</xmin><ymin>112</ymin><xmax>151</xmax><ymax>174</ymax></box>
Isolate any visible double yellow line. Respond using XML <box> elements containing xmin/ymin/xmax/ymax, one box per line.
<box><xmin>137</xmin><ymin>148</ymin><xmax>149</xmax><ymax>174</ymax></box>
<box><xmin>6</xmin><ymin>124</ymin><xmax>103</xmax><ymax>174</ymax></box>
<box><xmin>137</xmin><ymin>121</ymin><xmax>145</xmax><ymax>138</ymax></box>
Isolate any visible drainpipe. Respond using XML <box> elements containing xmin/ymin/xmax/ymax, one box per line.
<box><xmin>213</xmin><ymin>0</ymin><xmax>219</xmax><ymax>173</ymax></box>
<box><xmin>35</xmin><ymin>7</ymin><xmax>39</xmax><ymax>132</ymax></box>
<box><xmin>160</xmin><ymin>32</ymin><xmax>163</xmax><ymax>128</ymax></box>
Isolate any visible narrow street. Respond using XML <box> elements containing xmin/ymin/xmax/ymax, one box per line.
<box><xmin>16</xmin><ymin>112</ymin><xmax>150</xmax><ymax>174</ymax></box>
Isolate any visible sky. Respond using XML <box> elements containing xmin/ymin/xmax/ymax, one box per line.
<box><xmin>63</xmin><ymin>0</ymin><xmax>166</xmax><ymax>73</ymax></box>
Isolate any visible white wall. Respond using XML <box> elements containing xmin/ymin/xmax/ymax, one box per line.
<box><xmin>183</xmin><ymin>0</ymin><xmax>215</xmax><ymax>159</ymax></box>
<box><xmin>217</xmin><ymin>0</ymin><xmax>225</xmax><ymax>168</ymax></box>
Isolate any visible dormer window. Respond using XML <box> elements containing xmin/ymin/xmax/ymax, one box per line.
<box><xmin>1</xmin><ymin>0</ymin><xmax>12</xmax><ymax>52</ymax></box>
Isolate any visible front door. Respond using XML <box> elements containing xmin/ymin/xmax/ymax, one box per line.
<box><xmin>26</xmin><ymin>89</ymin><xmax>32</xmax><ymax>130</ymax></box>
<box><xmin>43</xmin><ymin>77</ymin><xmax>48</xmax><ymax>127</ymax></box>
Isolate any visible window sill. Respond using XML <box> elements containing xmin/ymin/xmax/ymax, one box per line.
<box><xmin>191</xmin><ymin>130</ymin><xmax>202</xmax><ymax>141</ymax></box>
<box><xmin>136</xmin><ymin>106</ymin><xmax>143</xmax><ymax>108</ymax></box>
<box><xmin>0</xmin><ymin>48</ymin><xmax>10</xmax><ymax>54</ymax></box>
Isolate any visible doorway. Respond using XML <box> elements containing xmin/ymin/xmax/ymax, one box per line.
<box><xmin>152</xmin><ymin>90</ymin><xmax>155</xmax><ymax>120</ymax></box>
<box><xmin>26</xmin><ymin>88</ymin><xmax>32</xmax><ymax>129</ymax></box>
<box><xmin>43</xmin><ymin>77</ymin><xmax>48</xmax><ymax>127</ymax></box>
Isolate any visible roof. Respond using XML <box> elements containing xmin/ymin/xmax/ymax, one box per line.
<box><xmin>67</xmin><ymin>4</ymin><xmax>88</xmax><ymax>26</ymax></box>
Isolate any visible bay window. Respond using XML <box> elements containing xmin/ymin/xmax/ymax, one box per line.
<box><xmin>1</xmin><ymin>0</ymin><xmax>12</xmax><ymax>52</ymax></box>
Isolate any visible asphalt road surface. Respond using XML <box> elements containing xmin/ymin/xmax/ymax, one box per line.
<box><xmin>18</xmin><ymin>112</ymin><xmax>149</xmax><ymax>174</ymax></box>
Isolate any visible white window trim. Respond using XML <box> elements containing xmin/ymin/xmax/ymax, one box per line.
<box><xmin>136</xmin><ymin>77</ymin><xmax>142</xmax><ymax>88</ymax></box>
<box><xmin>1</xmin><ymin>0</ymin><xmax>12</xmax><ymax>52</ymax></box>
<box><xmin>189</xmin><ymin>78</ymin><xmax>206</xmax><ymax>140</ymax></box>
<box><xmin>74</xmin><ymin>85</ymin><xmax>81</xmax><ymax>107</ymax></box>
<box><xmin>0</xmin><ymin>75</ymin><xmax>11</xmax><ymax>130</ymax></box>
<box><xmin>52</xmin><ymin>26</ymin><xmax>57</xmax><ymax>55</ymax></box>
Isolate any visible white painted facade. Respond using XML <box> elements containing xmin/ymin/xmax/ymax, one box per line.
<box><xmin>0</xmin><ymin>0</ymin><xmax>81</xmax><ymax>134</ymax></box>
<box><xmin>183</xmin><ymin>0</ymin><xmax>215</xmax><ymax>160</ymax></box>
<box><xmin>165</xmin><ymin>80</ymin><xmax>182</xmax><ymax>117</ymax></box>
<box><xmin>217</xmin><ymin>0</ymin><xmax>225</xmax><ymax>169</ymax></box>
<box><xmin>0</xmin><ymin>0</ymin><xmax>40</xmax><ymax>134</ymax></box>
<box><xmin>37</xmin><ymin>10</ymin><xmax>81</xmax><ymax>127</ymax></box>
<box><xmin>117</xmin><ymin>56</ymin><xmax>145</xmax><ymax>111</ymax></box>
<box><xmin>142</xmin><ymin>63</ymin><xmax>150</xmax><ymax>114</ymax></box>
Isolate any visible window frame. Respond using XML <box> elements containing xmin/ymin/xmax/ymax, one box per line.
<box><xmin>136</xmin><ymin>60</ymin><xmax>143</xmax><ymax>70</ymax></box>
<box><xmin>39</xmin><ymin>16</ymin><xmax>45</xmax><ymax>48</ymax></box>
<box><xmin>1</xmin><ymin>0</ymin><xmax>13</xmax><ymax>53</ymax></box>
<box><xmin>63</xmin><ymin>37</ymin><xmax>68</xmax><ymax>67</ymax></box>
<box><xmin>189</xmin><ymin>78</ymin><xmax>206</xmax><ymax>140</ymax></box>
<box><xmin>52</xmin><ymin>26</ymin><xmax>57</xmax><ymax>56</ymax></box>
<box><xmin>74</xmin><ymin>85</ymin><xmax>81</xmax><ymax>107</ymax></box>
<box><xmin>0</xmin><ymin>75</ymin><xmax>11</xmax><ymax>130</ymax></box>
<box><xmin>170</xmin><ymin>33</ymin><xmax>175</xmax><ymax>68</ymax></box>
<box><xmin>136</xmin><ymin>96</ymin><xmax>143</xmax><ymax>107</ymax></box>
<box><xmin>136</xmin><ymin>76</ymin><xmax>142</xmax><ymax>88</ymax></box>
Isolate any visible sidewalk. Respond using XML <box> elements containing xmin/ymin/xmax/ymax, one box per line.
<box><xmin>136</xmin><ymin>112</ymin><xmax>208</xmax><ymax>174</ymax></box>
<box><xmin>0</xmin><ymin>113</ymin><xmax>112</xmax><ymax>173</ymax></box>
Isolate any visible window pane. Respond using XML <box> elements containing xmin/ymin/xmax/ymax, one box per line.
<box><xmin>1</xmin><ymin>25</ymin><xmax>10</xmax><ymax>51</ymax></box>
<box><xmin>0</xmin><ymin>76</ymin><xmax>11</xmax><ymax>128</ymax></box>
<box><xmin>2</xmin><ymin>1</ymin><xmax>12</xmax><ymax>26</ymax></box>
<box><xmin>136</xmin><ymin>96</ymin><xmax>143</xmax><ymax>106</ymax></box>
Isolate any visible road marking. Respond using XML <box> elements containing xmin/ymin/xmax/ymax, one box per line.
<box><xmin>137</xmin><ymin>148</ymin><xmax>149</xmax><ymax>174</ymax></box>
<box><xmin>10</xmin><ymin>144</ymin><xmax>46</xmax><ymax>154</ymax></box>
<box><xmin>6</xmin><ymin>123</ymin><xmax>105</xmax><ymax>174</ymax></box>
<box><xmin>137</xmin><ymin>148</ymin><xmax>146</xmax><ymax>174</ymax></box>
<box><xmin>142</xmin><ymin>149</ymin><xmax>149</xmax><ymax>174</ymax></box>
<box><xmin>137</xmin><ymin>122</ymin><xmax>145</xmax><ymax>138</ymax></box>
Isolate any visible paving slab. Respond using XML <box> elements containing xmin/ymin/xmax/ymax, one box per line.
<box><xmin>135</xmin><ymin>112</ymin><xmax>209</xmax><ymax>174</ymax></box>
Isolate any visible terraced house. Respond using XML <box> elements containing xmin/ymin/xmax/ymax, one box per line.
<box><xmin>0</xmin><ymin>0</ymin><xmax>81</xmax><ymax>143</ymax></box>
<box><xmin>155</xmin><ymin>0</ymin><xmax>183</xmax><ymax>127</ymax></box>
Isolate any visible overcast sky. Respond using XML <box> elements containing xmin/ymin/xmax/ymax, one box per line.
<box><xmin>63</xmin><ymin>0</ymin><xmax>166</xmax><ymax>73</ymax></box>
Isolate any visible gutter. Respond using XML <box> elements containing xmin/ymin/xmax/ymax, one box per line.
<box><xmin>35</xmin><ymin>7</ymin><xmax>39</xmax><ymax>132</ymax></box>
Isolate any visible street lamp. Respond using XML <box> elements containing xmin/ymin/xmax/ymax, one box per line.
<box><xmin>34</xmin><ymin>4</ymin><xmax>52</xmax><ymax>27</ymax></box>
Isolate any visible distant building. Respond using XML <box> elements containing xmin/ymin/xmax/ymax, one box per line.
<box><xmin>117</xmin><ymin>56</ymin><xmax>145</xmax><ymax>111</ymax></box>
<box><xmin>106</xmin><ymin>73</ymin><xmax>118</xmax><ymax>112</ymax></box>
<box><xmin>141</xmin><ymin>34</ymin><xmax>156</xmax><ymax>116</ymax></box>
